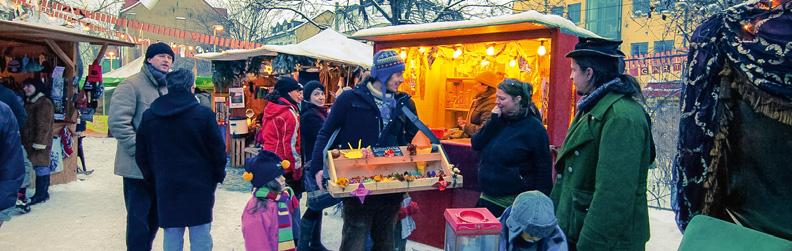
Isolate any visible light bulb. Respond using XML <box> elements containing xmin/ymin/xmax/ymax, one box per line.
<box><xmin>453</xmin><ymin>48</ymin><xmax>462</xmax><ymax>58</ymax></box>
<box><xmin>82</xmin><ymin>26</ymin><xmax>90</xmax><ymax>32</ymax></box>
<box><xmin>486</xmin><ymin>45</ymin><xmax>495</xmax><ymax>56</ymax></box>
<box><xmin>537</xmin><ymin>41</ymin><xmax>547</xmax><ymax>56</ymax></box>
<box><xmin>509</xmin><ymin>59</ymin><xmax>517</xmax><ymax>67</ymax></box>
<box><xmin>481</xmin><ymin>60</ymin><xmax>490</xmax><ymax>66</ymax></box>
<box><xmin>400</xmin><ymin>50</ymin><xmax>407</xmax><ymax>59</ymax></box>
<box><xmin>418</xmin><ymin>47</ymin><xmax>426</xmax><ymax>53</ymax></box>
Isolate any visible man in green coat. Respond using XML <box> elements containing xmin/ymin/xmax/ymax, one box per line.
<box><xmin>550</xmin><ymin>38</ymin><xmax>655</xmax><ymax>251</ymax></box>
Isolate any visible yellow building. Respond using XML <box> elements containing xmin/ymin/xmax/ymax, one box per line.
<box><xmin>515</xmin><ymin>0</ymin><xmax>686</xmax><ymax>83</ymax></box>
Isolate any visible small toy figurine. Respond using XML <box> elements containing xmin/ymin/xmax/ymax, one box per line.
<box><xmin>433</xmin><ymin>176</ymin><xmax>449</xmax><ymax>191</ymax></box>
<box><xmin>406</xmin><ymin>144</ymin><xmax>417</xmax><ymax>156</ymax></box>
<box><xmin>336</xmin><ymin>178</ymin><xmax>350</xmax><ymax>188</ymax></box>
<box><xmin>331</xmin><ymin>149</ymin><xmax>341</xmax><ymax>158</ymax></box>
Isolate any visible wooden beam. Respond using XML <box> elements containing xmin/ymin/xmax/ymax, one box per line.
<box><xmin>93</xmin><ymin>43</ymin><xmax>108</xmax><ymax>65</ymax></box>
<box><xmin>44</xmin><ymin>39</ymin><xmax>75</xmax><ymax>68</ymax></box>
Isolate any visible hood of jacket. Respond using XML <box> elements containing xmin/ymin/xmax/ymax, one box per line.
<box><xmin>148</xmin><ymin>90</ymin><xmax>199</xmax><ymax>117</ymax></box>
<box><xmin>263</xmin><ymin>97</ymin><xmax>299</xmax><ymax>120</ymax></box>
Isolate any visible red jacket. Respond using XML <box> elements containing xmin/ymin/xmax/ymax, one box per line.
<box><xmin>258</xmin><ymin>97</ymin><xmax>301</xmax><ymax>180</ymax></box>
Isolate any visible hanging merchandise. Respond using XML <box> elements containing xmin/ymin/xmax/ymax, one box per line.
<box><xmin>51</xmin><ymin>66</ymin><xmax>66</xmax><ymax>120</ymax></box>
<box><xmin>60</xmin><ymin>126</ymin><xmax>74</xmax><ymax>158</ymax></box>
<box><xmin>80</xmin><ymin>63</ymin><xmax>103</xmax><ymax>122</ymax></box>
<box><xmin>49</xmin><ymin>136</ymin><xmax>64</xmax><ymax>174</ymax></box>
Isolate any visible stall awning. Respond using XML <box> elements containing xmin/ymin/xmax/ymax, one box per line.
<box><xmin>0</xmin><ymin>20</ymin><xmax>135</xmax><ymax>46</ymax></box>
<box><xmin>197</xmin><ymin>29</ymin><xmax>373</xmax><ymax>68</ymax></box>
<box><xmin>194</xmin><ymin>48</ymin><xmax>277</xmax><ymax>61</ymax></box>
<box><xmin>351</xmin><ymin>10</ymin><xmax>600</xmax><ymax>42</ymax></box>
<box><xmin>104</xmin><ymin>56</ymin><xmax>145</xmax><ymax>79</ymax></box>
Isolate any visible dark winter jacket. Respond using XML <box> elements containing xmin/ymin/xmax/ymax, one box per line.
<box><xmin>21</xmin><ymin>93</ymin><xmax>54</xmax><ymax>167</ymax></box>
<box><xmin>135</xmin><ymin>90</ymin><xmax>227</xmax><ymax>228</ymax></box>
<box><xmin>0</xmin><ymin>85</ymin><xmax>26</xmax><ymax>129</ymax></box>
<box><xmin>308</xmin><ymin>81</ymin><xmax>419</xmax><ymax>191</ymax></box>
<box><xmin>0</xmin><ymin>102</ymin><xmax>24</xmax><ymax>212</ymax></box>
<box><xmin>300</xmin><ymin>101</ymin><xmax>328</xmax><ymax>165</ymax></box>
<box><xmin>472</xmin><ymin>112</ymin><xmax>552</xmax><ymax>197</ymax></box>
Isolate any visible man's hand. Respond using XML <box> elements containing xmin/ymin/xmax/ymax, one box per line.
<box><xmin>456</xmin><ymin>118</ymin><xmax>467</xmax><ymax>128</ymax></box>
<box><xmin>315</xmin><ymin>171</ymin><xmax>325</xmax><ymax>192</ymax></box>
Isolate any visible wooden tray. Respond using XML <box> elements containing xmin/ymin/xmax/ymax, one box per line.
<box><xmin>326</xmin><ymin>144</ymin><xmax>463</xmax><ymax>198</ymax></box>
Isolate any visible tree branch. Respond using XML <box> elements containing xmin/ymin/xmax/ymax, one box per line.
<box><xmin>368</xmin><ymin>0</ymin><xmax>394</xmax><ymax>24</ymax></box>
<box><xmin>249</xmin><ymin>4</ymin><xmax>328</xmax><ymax>29</ymax></box>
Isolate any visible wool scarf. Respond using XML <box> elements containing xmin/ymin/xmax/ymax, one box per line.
<box><xmin>255</xmin><ymin>187</ymin><xmax>296</xmax><ymax>251</ymax></box>
<box><xmin>144</xmin><ymin>63</ymin><xmax>168</xmax><ymax>87</ymax></box>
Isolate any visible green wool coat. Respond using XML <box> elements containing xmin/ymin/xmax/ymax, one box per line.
<box><xmin>550</xmin><ymin>92</ymin><xmax>653</xmax><ymax>251</ymax></box>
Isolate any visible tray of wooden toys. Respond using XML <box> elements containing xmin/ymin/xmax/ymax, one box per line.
<box><xmin>326</xmin><ymin>143</ymin><xmax>462</xmax><ymax>198</ymax></box>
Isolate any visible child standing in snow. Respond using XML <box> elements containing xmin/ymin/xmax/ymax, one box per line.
<box><xmin>241</xmin><ymin>150</ymin><xmax>301</xmax><ymax>251</ymax></box>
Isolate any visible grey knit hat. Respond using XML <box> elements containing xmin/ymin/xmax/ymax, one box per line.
<box><xmin>506</xmin><ymin>191</ymin><xmax>558</xmax><ymax>240</ymax></box>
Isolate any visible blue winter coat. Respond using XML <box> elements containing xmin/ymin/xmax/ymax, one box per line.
<box><xmin>0</xmin><ymin>102</ymin><xmax>24</xmax><ymax>212</ymax></box>
<box><xmin>136</xmin><ymin>90</ymin><xmax>227</xmax><ymax>228</ymax></box>
<box><xmin>307</xmin><ymin>80</ymin><xmax>419</xmax><ymax>191</ymax></box>
<box><xmin>0</xmin><ymin>85</ymin><xmax>26</xmax><ymax>129</ymax></box>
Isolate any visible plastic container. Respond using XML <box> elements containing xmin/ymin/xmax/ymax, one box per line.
<box><xmin>444</xmin><ymin>208</ymin><xmax>502</xmax><ymax>251</ymax></box>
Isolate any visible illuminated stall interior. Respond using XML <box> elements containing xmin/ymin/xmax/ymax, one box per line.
<box><xmin>394</xmin><ymin>39</ymin><xmax>552</xmax><ymax>133</ymax></box>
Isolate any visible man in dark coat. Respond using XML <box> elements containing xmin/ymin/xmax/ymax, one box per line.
<box><xmin>310</xmin><ymin>50</ymin><xmax>419</xmax><ymax>250</ymax></box>
<box><xmin>135</xmin><ymin>69</ymin><xmax>226</xmax><ymax>250</ymax></box>
<box><xmin>0</xmin><ymin>101</ymin><xmax>24</xmax><ymax>228</ymax></box>
<box><xmin>0</xmin><ymin>84</ymin><xmax>27</xmax><ymax>127</ymax></box>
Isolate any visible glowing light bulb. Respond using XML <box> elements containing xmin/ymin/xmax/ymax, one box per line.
<box><xmin>82</xmin><ymin>26</ymin><xmax>90</xmax><ymax>32</ymax></box>
<box><xmin>481</xmin><ymin>59</ymin><xmax>490</xmax><ymax>66</ymax></box>
<box><xmin>486</xmin><ymin>45</ymin><xmax>495</xmax><ymax>56</ymax></box>
<box><xmin>453</xmin><ymin>48</ymin><xmax>462</xmax><ymax>58</ymax></box>
<box><xmin>509</xmin><ymin>59</ymin><xmax>517</xmax><ymax>67</ymax></box>
<box><xmin>400</xmin><ymin>50</ymin><xmax>407</xmax><ymax>59</ymax></box>
<box><xmin>537</xmin><ymin>41</ymin><xmax>547</xmax><ymax>56</ymax></box>
<box><xmin>418</xmin><ymin>47</ymin><xmax>426</xmax><ymax>53</ymax></box>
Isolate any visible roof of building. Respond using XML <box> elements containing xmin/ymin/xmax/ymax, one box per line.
<box><xmin>0</xmin><ymin>20</ymin><xmax>135</xmax><ymax>46</ymax></box>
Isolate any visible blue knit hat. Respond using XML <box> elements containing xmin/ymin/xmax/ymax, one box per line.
<box><xmin>370</xmin><ymin>50</ymin><xmax>405</xmax><ymax>87</ymax></box>
<box><xmin>506</xmin><ymin>191</ymin><xmax>558</xmax><ymax>240</ymax></box>
<box><xmin>243</xmin><ymin>150</ymin><xmax>288</xmax><ymax>188</ymax></box>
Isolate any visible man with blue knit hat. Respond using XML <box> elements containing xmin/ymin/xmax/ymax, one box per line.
<box><xmin>109</xmin><ymin>41</ymin><xmax>174</xmax><ymax>250</ymax></box>
<box><xmin>308</xmin><ymin>50</ymin><xmax>419</xmax><ymax>250</ymax></box>
<box><xmin>136</xmin><ymin>68</ymin><xmax>227</xmax><ymax>251</ymax></box>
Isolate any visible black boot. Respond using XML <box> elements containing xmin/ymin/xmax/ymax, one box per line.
<box><xmin>29</xmin><ymin>175</ymin><xmax>50</xmax><ymax>205</ymax></box>
<box><xmin>309</xmin><ymin>214</ymin><xmax>330</xmax><ymax>251</ymax></box>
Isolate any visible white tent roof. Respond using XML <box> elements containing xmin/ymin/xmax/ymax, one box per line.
<box><xmin>196</xmin><ymin>29</ymin><xmax>373</xmax><ymax>68</ymax></box>
<box><xmin>352</xmin><ymin>10</ymin><xmax>600</xmax><ymax>41</ymax></box>
<box><xmin>104</xmin><ymin>56</ymin><xmax>144</xmax><ymax>79</ymax></box>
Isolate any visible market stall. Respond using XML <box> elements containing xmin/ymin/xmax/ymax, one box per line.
<box><xmin>0</xmin><ymin>20</ymin><xmax>134</xmax><ymax>184</ymax></box>
<box><xmin>196</xmin><ymin>28</ymin><xmax>373</xmax><ymax>168</ymax></box>
<box><xmin>351</xmin><ymin>10</ymin><xmax>599</xmax><ymax>247</ymax></box>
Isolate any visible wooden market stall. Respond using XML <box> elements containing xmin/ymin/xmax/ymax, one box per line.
<box><xmin>0</xmin><ymin>20</ymin><xmax>135</xmax><ymax>184</ymax></box>
<box><xmin>196</xmin><ymin>29</ymin><xmax>374</xmax><ymax>168</ymax></box>
<box><xmin>351</xmin><ymin>10</ymin><xmax>600</xmax><ymax>248</ymax></box>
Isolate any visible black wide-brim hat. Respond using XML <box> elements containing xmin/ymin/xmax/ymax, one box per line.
<box><xmin>565</xmin><ymin>37</ymin><xmax>625</xmax><ymax>58</ymax></box>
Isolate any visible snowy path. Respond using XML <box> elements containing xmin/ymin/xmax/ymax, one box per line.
<box><xmin>0</xmin><ymin>138</ymin><xmax>681</xmax><ymax>250</ymax></box>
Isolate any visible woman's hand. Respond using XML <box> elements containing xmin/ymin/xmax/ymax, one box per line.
<box><xmin>315</xmin><ymin>171</ymin><xmax>325</xmax><ymax>192</ymax></box>
<box><xmin>492</xmin><ymin>106</ymin><xmax>501</xmax><ymax>115</ymax></box>
<box><xmin>456</xmin><ymin>117</ymin><xmax>467</xmax><ymax>128</ymax></box>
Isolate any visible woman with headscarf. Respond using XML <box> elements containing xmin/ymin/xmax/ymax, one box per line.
<box><xmin>471</xmin><ymin>79</ymin><xmax>552</xmax><ymax>217</ymax></box>
<box><xmin>20</xmin><ymin>78</ymin><xmax>54</xmax><ymax>205</ymax></box>
<box><xmin>258</xmin><ymin>76</ymin><xmax>304</xmax><ymax>198</ymax></box>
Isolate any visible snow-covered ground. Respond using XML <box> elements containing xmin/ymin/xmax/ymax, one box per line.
<box><xmin>0</xmin><ymin>137</ymin><xmax>682</xmax><ymax>250</ymax></box>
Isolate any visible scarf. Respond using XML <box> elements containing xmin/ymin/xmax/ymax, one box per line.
<box><xmin>255</xmin><ymin>187</ymin><xmax>296</xmax><ymax>251</ymax></box>
<box><xmin>144</xmin><ymin>63</ymin><xmax>168</xmax><ymax>87</ymax></box>
<box><xmin>367</xmin><ymin>82</ymin><xmax>396</xmax><ymax>128</ymax></box>
<box><xmin>576</xmin><ymin>78</ymin><xmax>636</xmax><ymax>112</ymax></box>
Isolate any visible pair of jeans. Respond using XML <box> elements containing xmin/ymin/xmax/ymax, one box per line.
<box><xmin>123</xmin><ymin>178</ymin><xmax>158</xmax><ymax>251</ymax></box>
<box><xmin>339</xmin><ymin>193</ymin><xmax>402</xmax><ymax>251</ymax></box>
<box><xmin>21</xmin><ymin>147</ymin><xmax>31</xmax><ymax>188</ymax></box>
<box><xmin>163</xmin><ymin>223</ymin><xmax>212</xmax><ymax>251</ymax></box>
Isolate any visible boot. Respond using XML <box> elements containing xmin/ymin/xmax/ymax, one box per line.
<box><xmin>16</xmin><ymin>190</ymin><xmax>31</xmax><ymax>213</ymax></box>
<box><xmin>309</xmin><ymin>215</ymin><xmax>330</xmax><ymax>251</ymax></box>
<box><xmin>29</xmin><ymin>175</ymin><xmax>50</xmax><ymax>205</ymax></box>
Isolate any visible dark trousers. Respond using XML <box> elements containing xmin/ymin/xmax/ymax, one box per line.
<box><xmin>476</xmin><ymin>198</ymin><xmax>506</xmax><ymax>218</ymax></box>
<box><xmin>340</xmin><ymin>194</ymin><xmax>401</xmax><ymax>251</ymax></box>
<box><xmin>123</xmin><ymin>178</ymin><xmax>158</xmax><ymax>251</ymax></box>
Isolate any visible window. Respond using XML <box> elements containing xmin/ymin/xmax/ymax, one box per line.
<box><xmin>568</xmin><ymin>3</ymin><xmax>581</xmax><ymax>24</ymax></box>
<box><xmin>654</xmin><ymin>40</ymin><xmax>674</xmax><ymax>53</ymax></box>
<box><xmin>655</xmin><ymin>0</ymin><xmax>675</xmax><ymax>12</ymax></box>
<box><xmin>631</xmin><ymin>42</ymin><xmax>649</xmax><ymax>56</ymax></box>
<box><xmin>551</xmin><ymin>6</ymin><xmax>564</xmax><ymax>17</ymax></box>
<box><xmin>586</xmin><ymin>0</ymin><xmax>622</xmax><ymax>40</ymax></box>
<box><xmin>633</xmin><ymin>0</ymin><xmax>650</xmax><ymax>15</ymax></box>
